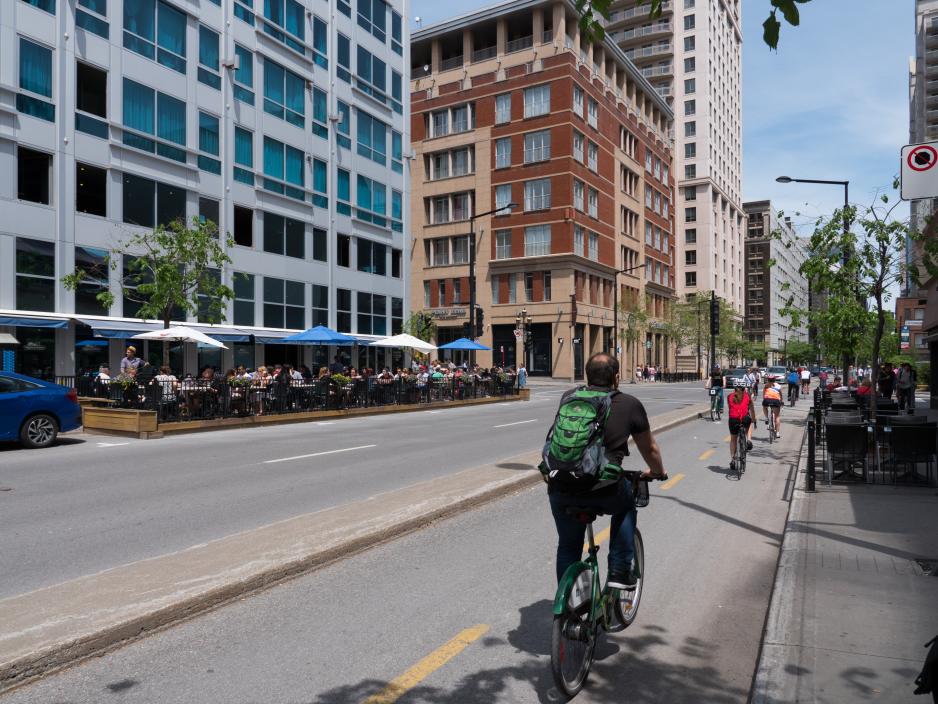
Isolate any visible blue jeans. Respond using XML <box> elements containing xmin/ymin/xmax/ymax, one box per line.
<box><xmin>549</xmin><ymin>480</ymin><xmax>637</xmax><ymax>582</ymax></box>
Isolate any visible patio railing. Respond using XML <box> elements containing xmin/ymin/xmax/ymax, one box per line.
<box><xmin>73</xmin><ymin>376</ymin><xmax>520</xmax><ymax>423</ymax></box>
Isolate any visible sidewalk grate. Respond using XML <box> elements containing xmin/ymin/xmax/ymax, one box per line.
<box><xmin>914</xmin><ymin>559</ymin><xmax>938</xmax><ymax>576</ymax></box>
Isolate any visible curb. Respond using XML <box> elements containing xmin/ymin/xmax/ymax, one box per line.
<box><xmin>0</xmin><ymin>404</ymin><xmax>706</xmax><ymax>694</ymax></box>
<box><xmin>749</xmin><ymin>413</ymin><xmax>811</xmax><ymax>704</ymax></box>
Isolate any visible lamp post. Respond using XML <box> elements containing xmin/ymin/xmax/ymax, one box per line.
<box><xmin>515</xmin><ymin>307</ymin><xmax>531</xmax><ymax>370</ymax></box>
<box><xmin>467</xmin><ymin>202</ymin><xmax>518</xmax><ymax>365</ymax></box>
<box><xmin>776</xmin><ymin>175</ymin><xmax>850</xmax><ymax>374</ymax></box>
<box><xmin>612</xmin><ymin>264</ymin><xmax>646</xmax><ymax>384</ymax></box>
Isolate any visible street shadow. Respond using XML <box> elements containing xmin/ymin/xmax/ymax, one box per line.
<box><xmin>302</xmin><ymin>602</ymin><xmax>748</xmax><ymax>704</ymax></box>
<box><xmin>0</xmin><ymin>437</ymin><xmax>86</xmax><ymax>453</ymax></box>
<box><xmin>656</xmin><ymin>494</ymin><xmax>783</xmax><ymax>545</ymax></box>
<box><xmin>706</xmin><ymin>464</ymin><xmax>741</xmax><ymax>481</ymax></box>
<box><xmin>496</xmin><ymin>462</ymin><xmax>537</xmax><ymax>471</ymax></box>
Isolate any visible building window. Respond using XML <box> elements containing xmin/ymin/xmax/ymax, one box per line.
<box><xmin>337</xmin><ymin>33</ymin><xmax>351</xmax><ymax>83</ymax></box>
<box><xmin>264</xmin><ymin>277</ymin><xmax>305</xmax><ymax>329</ymax></box>
<box><xmin>234</xmin><ymin>205</ymin><xmax>253</xmax><ymax>247</ymax></box>
<box><xmin>261</xmin><ymin>0</ymin><xmax>306</xmax><ymax>53</ymax></box>
<box><xmin>495</xmin><ymin>184</ymin><xmax>512</xmax><ymax>212</ymax></box>
<box><xmin>75</xmin><ymin>61</ymin><xmax>107</xmax><ymax>136</ymax></box>
<box><xmin>508</xmin><ymin>272</ymin><xmax>517</xmax><ymax>303</ymax></box>
<box><xmin>452</xmin><ymin>236</ymin><xmax>470</xmax><ymax>265</ymax></box>
<box><xmin>685</xmin><ymin>186</ymin><xmax>697</xmax><ymax>201</ymax></box>
<box><xmin>573</xmin><ymin>131</ymin><xmax>584</xmax><ymax>162</ymax></box>
<box><xmin>74</xmin><ymin>246</ymin><xmax>109</xmax><ymax>315</ymax></box>
<box><xmin>684</xmin><ymin>14</ymin><xmax>695</xmax><ymax>30</ymax></box>
<box><xmin>685</xmin><ymin>121</ymin><xmax>696</xmax><ymax>137</ymax></box>
<box><xmin>312</xmin><ymin>158</ymin><xmax>328</xmax><ymax>207</ymax></box>
<box><xmin>337</xmin><ymin>288</ymin><xmax>352</xmax><ymax>332</ymax></box>
<box><xmin>574</xmin><ymin>225</ymin><xmax>584</xmax><ymax>255</ymax></box>
<box><xmin>23</xmin><ymin>0</ymin><xmax>56</xmax><ymax>14</ymax></box>
<box><xmin>495</xmin><ymin>230</ymin><xmax>512</xmax><ymax>259</ymax></box>
<box><xmin>16</xmin><ymin>238</ymin><xmax>56</xmax><ymax>312</ymax></box>
<box><xmin>587</xmin><ymin>141</ymin><xmax>599</xmax><ymax>171</ymax></box>
<box><xmin>18</xmin><ymin>38</ymin><xmax>55</xmax><ymax>122</ymax></box>
<box><xmin>452</xmin><ymin>147</ymin><xmax>471</xmax><ymax>176</ymax></box>
<box><xmin>685</xmin><ymin>250</ymin><xmax>697</xmax><ymax>265</ymax></box>
<box><xmin>198</xmin><ymin>112</ymin><xmax>221</xmax><ymax>174</ymax></box>
<box><xmin>312</xmin><ymin>87</ymin><xmax>329</xmax><ymax>139</ymax></box>
<box><xmin>684</xmin><ymin>57</ymin><xmax>695</xmax><ymax>72</ymax></box>
<box><xmin>356</xmin><ymin>46</ymin><xmax>387</xmax><ymax>101</ymax></box>
<box><xmin>524</xmin><ymin>84</ymin><xmax>551</xmax><ymax>118</ymax></box>
<box><xmin>76</xmin><ymin>162</ymin><xmax>107</xmax><ymax>216</ymax></box>
<box><xmin>685</xmin><ymin>272</ymin><xmax>697</xmax><ymax>287</ymax></box>
<box><xmin>336</xmin><ymin>101</ymin><xmax>351</xmax><ymax>149</ymax></box>
<box><xmin>262</xmin><ymin>137</ymin><xmax>305</xmax><ymax>201</ymax></box>
<box><xmin>233</xmin><ymin>272</ymin><xmax>255</xmax><ymax>326</ymax></box>
<box><xmin>495</xmin><ymin>93</ymin><xmax>511</xmax><ymax>124</ymax></box>
<box><xmin>337</xmin><ymin>233</ymin><xmax>351</xmax><ymax>267</ymax></box>
<box><xmin>234</xmin><ymin>127</ymin><xmax>254</xmax><ymax>185</ymax></box>
<box><xmin>588</xmin><ymin>232</ymin><xmax>599</xmax><ymax>261</ymax></box>
<box><xmin>199</xmin><ymin>197</ymin><xmax>219</xmax><ymax>228</ymax></box>
<box><xmin>588</xmin><ymin>188</ymin><xmax>599</xmax><ymax>218</ymax></box>
<box><xmin>495</xmin><ymin>137</ymin><xmax>512</xmax><ymax>168</ymax></box>
<box><xmin>684</xmin><ymin>99</ymin><xmax>695</xmax><ymax>116</ymax></box>
<box><xmin>123</xmin><ymin>0</ymin><xmax>187</xmax><ymax>72</ymax></box>
<box><xmin>574</xmin><ymin>180</ymin><xmax>584</xmax><ymax>211</ymax></box>
<box><xmin>684</xmin><ymin>78</ymin><xmax>696</xmax><ymax>94</ymax></box>
<box><xmin>357</xmin><ymin>110</ymin><xmax>388</xmax><ymax>165</ymax></box>
<box><xmin>685</xmin><ymin>164</ymin><xmax>697</xmax><ymax>179</ymax></box>
<box><xmin>263</xmin><ymin>211</ymin><xmax>305</xmax><ymax>258</ymax></box>
<box><xmin>524</xmin><ymin>130</ymin><xmax>551</xmax><ymax>163</ymax></box>
<box><xmin>122</xmin><ymin>78</ymin><xmax>187</xmax><ymax>162</ymax></box>
<box><xmin>684</xmin><ymin>142</ymin><xmax>696</xmax><ymax>159</ymax></box>
<box><xmin>524</xmin><ymin>224</ymin><xmax>551</xmax><ymax>256</ymax></box>
<box><xmin>357</xmin><ymin>0</ymin><xmax>387</xmax><ymax>41</ymax></box>
<box><xmin>358</xmin><ymin>238</ymin><xmax>388</xmax><ymax>275</ymax></box>
<box><xmin>587</xmin><ymin>97</ymin><xmax>598</xmax><ymax>128</ymax></box>
<box><xmin>391</xmin><ymin>70</ymin><xmax>403</xmax><ymax>114</ymax></box>
<box><xmin>18</xmin><ymin>147</ymin><xmax>52</xmax><ymax>205</ymax></box>
<box><xmin>524</xmin><ymin>272</ymin><xmax>534</xmax><ymax>302</ymax></box>
<box><xmin>685</xmin><ymin>207</ymin><xmax>697</xmax><ymax>222</ymax></box>
<box><xmin>391</xmin><ymin>10</ymin><xmax>403</xmax><ymax>54</ymax></box>
<box><xmin>311</xmin><ymin>284</ymin><xmax>328</xmax><ymax>327</ymax></box>
<box><xmin>684</xmin><ymin>36</ymin><xmax>695</xmax><ymax>52</ymax></box>
<box><xmin>524</xmin><ymin>178</ymin><xmax>551</xmax><ymax>211</ymax></box>
<box><xmin>544</xmin><ymin>271</ymin><xmax>552</xmax><ymax>300</ymax></box>
<box><xmin>356</xmin><ymin>175</ymin><xmax>388</xmax><ymax>226</ymax></box>
<box><xmin>392</xmin><ymin>248</ymin><xmax>402</xmax><ymax>278</ymax></box>
<box><xmin>357</xmin><ymin>293</ymin><xmax>387</xmax><ymax>335</ymax></box>
<box><xmin>263</xmin><ymin>58</ymin><xmax>305</xmax><ymax>127</ymax></box>
<box><xmin>233</xmin><ymin>44</ymin><xmax>255</xmax><ymax>104</ymax></box>
<box><xmin>572</xmin><ymin>85</ymin><xmax>584</xmax><ymax>118</ymax></box>
<box><xmin>198</xmin><ymin>25</ymin><xmax>221</xmax><ymax>89</ymax></box>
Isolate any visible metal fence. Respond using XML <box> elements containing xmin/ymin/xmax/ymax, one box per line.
<box><xmin>73</xmin><ymin>376</ymin><xmax>520</xmax><ymax>423</ymax></box>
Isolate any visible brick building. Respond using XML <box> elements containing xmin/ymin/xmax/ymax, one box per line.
<box><xmin>410</xmin><ymin>0</ymin><xmax>675</xmax><ymax>378</ymax></box>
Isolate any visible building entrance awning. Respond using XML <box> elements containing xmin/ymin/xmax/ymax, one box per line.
<box><xmin>0</xmin><ymin>315</ymin><xmax>69</xmax><ymax>329</ymax></box>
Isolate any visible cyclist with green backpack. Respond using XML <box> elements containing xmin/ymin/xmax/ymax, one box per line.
<box><xmin>541</xmin><ymin>353</ymin><xmax>668</xmax><ymax>589</ymax></box>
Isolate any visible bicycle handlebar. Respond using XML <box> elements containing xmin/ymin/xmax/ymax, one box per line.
<box><xmin>620</xmin><ymin>469</ymin><xmax>669</xmax><ymax>482</ymax></box>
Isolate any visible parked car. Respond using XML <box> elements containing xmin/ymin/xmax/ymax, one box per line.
<box><xmin>765</xmin><ymin>366</ymin><xmax>788</xmax><ymax>383</ymax></box>
<box><xmin>0</xmin><ymin>371</ymin><xmax>82</xmax><ymax>448</ymax></box>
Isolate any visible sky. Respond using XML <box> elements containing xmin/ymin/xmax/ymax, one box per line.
<box><xmin>408</xmin><ymin>0</ymin><xmax>915</xmax><ymax>233</ymax></box>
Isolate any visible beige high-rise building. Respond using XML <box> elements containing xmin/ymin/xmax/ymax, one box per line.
<box><xmin>409</xmin><ymin>0</ymin><xmax>676</xmax><ymax>379</ymax></box>
<box><xmin>607</xmin><ymin>0</ymin><xmax>744</xmax><ymax>325</ymax></box>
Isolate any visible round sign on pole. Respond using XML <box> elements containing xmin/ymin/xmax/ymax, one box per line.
<box><xmin>901</xmin><ymin>141</ymin><xmax>938</xmax><ymax>200</ymax></box>
<box><xmin>907</xmin><ymin>144</ymin><xmax>938</xmax><ymax>172</ymax></box>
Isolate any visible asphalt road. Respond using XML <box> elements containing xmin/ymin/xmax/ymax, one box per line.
<box><xmin>1</xmin><ymin>402</ymin><xmax>808</xmax><ymax>704</ymax></box>
<box><xmin>0</xmin><ymin>381</ymin><xmax>703</xmax><ymax>599</ymax></box>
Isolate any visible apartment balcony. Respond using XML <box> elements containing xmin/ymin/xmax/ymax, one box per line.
<box><xmin>926</xmin><ymin>107</ymin><xmax>938</xmax><ymax>126</ymax></box>
<box><xmin>615</xmin><ymin>22</ymin><xmax>673</xmax><ymax>45</ymax></box>
<box><xmin>654</xmin><ymin>84</ymin><xmax>672</xmax><ymax>98</ymax></box>
<box><xmin>506</xmin><ymin>35</ymin><xmax>534</xmax><ymax>54</ymax></box>
<box><xmin>641</xmin><ymin>64</ymin><xmax>673</xmax><ymax>79</ymax></box>
<box><xmin>471</xmin><ymin>46</ymin><xmax>497</xmax><ymax>63</ymax></box>
<box><xmin>440</xmin><ymin>55</ymin><xmax>464</xmax><ymax>71</ymax></box>
<box><xmin>607</xmin><ymin>1</ymin><xmax>673</xmax><ymax>26</ymax></box>
<box><xmin>623</xmin><ymin>43</ymin><xmax>673</xmax><ymax>61</ymax></box>
<box><xmin>926</xmin><ymin>49</ymin><xmax>938</xmax><ymax>76</ymax></box>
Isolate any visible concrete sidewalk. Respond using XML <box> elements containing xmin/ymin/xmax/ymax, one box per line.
<box><xmin>0</xmin><ymin>402</ymin><xmax>707</xmax><ymax>693</ymax></box>
<box><xmin>752</xmin><ymin>439</ymin><xmax>938</xmax><ymax>702</ymax></box>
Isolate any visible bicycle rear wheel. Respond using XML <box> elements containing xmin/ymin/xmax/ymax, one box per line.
<box><xmin>551</xmin><ymin>567</ymin><xmax>597</xmax><ymax>697</ymax></box>
<box><xmin>614</xmin><ymin>530</ymin><xmax>645</xmax><ymax>628</ymax></box>
<box><xmin>737</xmin><ymin>432</ymin><xmax>746</xmax><ymax>477</ymax></box>
<box><xmin>709</xmin><ymin>396</ymin><xmax>718</xmax><ymax>422</ymax></box>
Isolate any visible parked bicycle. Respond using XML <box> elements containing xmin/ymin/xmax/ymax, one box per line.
<box><xmin>550</xmin><ymin>471</ymin><xmax>667</xmax><ymax>698</ymax></box>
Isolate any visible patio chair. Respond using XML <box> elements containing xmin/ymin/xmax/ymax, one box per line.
<box><xmin>884</xmin><ymin>423</ymin><xmax>937</xmax><ymax>485</ymax></box>
<box><xmin>825</xmin><ymin>422</ymin><xmax>869</xmax><ymax>483</ymax></box>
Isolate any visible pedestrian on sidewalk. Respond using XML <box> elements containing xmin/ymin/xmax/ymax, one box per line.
<box><xmin>518</xmin><ymin>362</ymin><xmax>528</xmax><ymax>389</ymax></box>
<box><xmin>897</xmin><ymin>362</ymin><xmax>917</xmax><ymax>413</ymax></box>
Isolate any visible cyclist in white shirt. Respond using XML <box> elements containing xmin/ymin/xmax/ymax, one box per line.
<box><xmin>800</xmin><ymin>367</ymin><xmax>811</xmax><ymax>396</ymax></box>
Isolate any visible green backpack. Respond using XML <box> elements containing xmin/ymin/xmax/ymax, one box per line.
<box><xmin>540</xmin><ymin>387</ymin><xmax>620</xmax><ymax>492</ymax></box>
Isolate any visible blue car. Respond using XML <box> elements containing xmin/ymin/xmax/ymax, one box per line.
<box><xmin>0</xmin><ymin>371</ymin><xmax>83</xmax><ymax>448</ymax></box>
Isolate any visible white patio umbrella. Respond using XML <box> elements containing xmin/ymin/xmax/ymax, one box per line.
<box><xmin>131</xmin><ymin>326</ymin><xmax>228</xmax><ymax>349</ymax></box>
<box><xmin>368</xmin><ymin>333</ymin><xmax>437</xmax><ymax>353</ymax></box>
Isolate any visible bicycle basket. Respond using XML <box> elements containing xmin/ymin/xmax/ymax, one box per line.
<box><xmin>633</xmin><ymin>480</ymin><xmax>650</xmax><ymax>508</ymax></box>
<box><xmin>709</xmin><ymin>388</ymin><xmax>719</xmax><ymax>396</ymax></box>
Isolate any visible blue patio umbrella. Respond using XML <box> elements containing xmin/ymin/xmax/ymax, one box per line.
<box><xmin>438</xmin><ymin>337</ymin><xmax>491</xmax><ymax>351</ymax></box>
<box><xmin>281</xmin><ymin>325</ymin><xmax>357</xmax><ymax>345</ymax></box>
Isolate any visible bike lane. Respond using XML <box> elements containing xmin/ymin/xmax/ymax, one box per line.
<box><xmin>1</xmin><ymin>405</ymin><xmax>810</xmax><ymax>704</ymax></box>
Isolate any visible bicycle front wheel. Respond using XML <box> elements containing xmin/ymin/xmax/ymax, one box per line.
<box><xmin>551</xmin><ymin>570</ymin><xmax>597</xmax><ymax>697</ymax></box>
<box><xmin>614</xmin><ymin>530</ymin><xmax>645</xmax><ymax>628</ymax></box>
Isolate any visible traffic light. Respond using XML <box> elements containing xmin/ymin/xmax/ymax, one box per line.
<box><xmin>475</xmin><ymin>307</ymin><xmax>484</xmax><ymax>338</ymax></box>
<box><xmin>710</xmin><ymin>296</ymin><xmax>720</xmax><ymax>336</ymax></box>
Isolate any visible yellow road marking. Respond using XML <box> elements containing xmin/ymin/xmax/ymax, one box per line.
<box><xmin>584</xmin><ymin>526</ymin><xmax>611</xmax><ymax>552</ymax></box>
<box><xmin>698</xmin><ymin>448</ymin><xmax>715</xmax><ymax>461</ymax></box>
<box><xmin>363</xmin><ymin>624</ymin><xmax>490</xmax><ymax>704</ymax></box>
<box><xmin>661</xmin><ymin>473</ymin><xmax>685</xmax><ymax>490</ymax></box>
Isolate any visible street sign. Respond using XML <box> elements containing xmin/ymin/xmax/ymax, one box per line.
<box><xmin>901</xmin><ymin>325</ymin><xmax>911</xmax><ymax>350</ymax></box>
<box><xmin>513</xmin><ymin>329</ymin><xmax>522</xmax><ymax>339</ymax></box>
<box><xmin>901</xmin><ymin>141</ymin><xmax>938</xmax><ymax>200</ymax></box>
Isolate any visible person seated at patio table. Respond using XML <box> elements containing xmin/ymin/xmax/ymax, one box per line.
<box><xmin>155</xmin><ymin>366</ymin><xmax>177</xmax><ymax>398</ymax></box>
<box><xmin>377</xmin><ymin>368</ymin><xmax>394</xmax><ymax>384</ymax></box>
<box><xmin>317</xmin><ymin>367</ymin><xmax>331</xmax><ymax>380</ymax></box>
<box><xmin>825</xmin><ymin>376</ymin><xmax>843</xmax><ymax>392</ymax></box>
<box><xmin>348</xmin><ymin>366</ymin><xmax>360</xmax><ymax>379</ymax></box>
<box><xmin>855</xmin><ymin>378</ymin><xmax>873</xmax><ymax>396</ymax></box>
<box><xmin>235</xmin><ymin>365</ymin><xmax>252</xmax><ymax>380</ymax></box>
<box><xmin>97</xmin><ymin>365</ymin><xmax>111</xmax><ymax>380</ymax></box>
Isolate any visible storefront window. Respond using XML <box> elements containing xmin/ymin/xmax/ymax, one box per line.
<box><xmin>16</xmin><ymin>238</ymin><xmax>56</xmax><ymax>312</ymax></box>
<box><xmin>198</xmin><ymin>345</ymin><xmax>222</xmax><ymax>374</ymax></box>
<box><xmin>233</xmin><ymin>343</ymin><xmax>254</xmax><ymax>370</ymax></box>
<box><xmin>75</xmin><ymin>333</ymin><xmax>109</xmax><ymax>376</ymax></box>
<box><xmin>15</xmin><ymin>327</ymin><xmax>56</xmax><ymax>380</ymax></box>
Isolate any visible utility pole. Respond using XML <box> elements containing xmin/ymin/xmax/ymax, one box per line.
<box><xmin>710</xmin><ymin>291</ymin><xmax>719</xmax><ymax>373</ymax></box>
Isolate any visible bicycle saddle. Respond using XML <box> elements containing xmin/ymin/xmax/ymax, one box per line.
<box><xmin>565</xmin><ymin>507</ymin><xmax>604</xmax><ymax>523</ymax></box>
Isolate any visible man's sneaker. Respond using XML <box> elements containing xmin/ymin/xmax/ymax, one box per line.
<box><xmin>776</xmin><ymin>432</ymin><xmax>781</xmax><ymax>439</ymax></box>
<box><xmin>730</xmin><ymin>459</ymin><xmax>737</xmax><ymax>473</ymax></box>
<box><xmin>607</xmin><ymin>569</ymin><xmax>637</xmax><ymax>590</ymax></box>
<box><xmin>747</xmin><ymin>441</ymin><xmax>753</xmax><ymax>451</ymax></box>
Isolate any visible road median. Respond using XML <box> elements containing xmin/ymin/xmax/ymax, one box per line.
<box><xmin>0</xmin><ymin>402</ymin><xmax>707</xmax><ymax>693</ymax></box>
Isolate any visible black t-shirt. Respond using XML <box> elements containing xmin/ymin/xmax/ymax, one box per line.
<box><xmin>598</xmin><ymin>387</ymin><xmax>651</xmax><ymax>466</ymax></box>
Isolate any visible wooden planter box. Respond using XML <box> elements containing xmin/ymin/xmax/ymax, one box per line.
<box><xmin>82</xmin><ymin>408</ymin><xmax>162</xmax><ymax>439</ymax></box>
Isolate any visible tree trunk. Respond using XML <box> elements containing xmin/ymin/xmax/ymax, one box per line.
<box><xmin>870</xmin><ymin>290</ymin><xmax>886</xmax><ymax>423</ymax></box>
<box><xmin>162</xmin><ymin>312</ymin><xmax>171</xmax><ymax>368</ymax></box>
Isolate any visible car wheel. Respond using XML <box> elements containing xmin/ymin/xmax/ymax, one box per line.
<box><xmin>20</xmin><ymin>414</ymin><xmax>59</xmax><ymax>449</ymax></box>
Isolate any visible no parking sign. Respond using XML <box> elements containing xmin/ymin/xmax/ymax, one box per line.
<box><xmin>901</xmin><ymin>142</ymin><xmax>938</xmax><ymax>200</ymax></box>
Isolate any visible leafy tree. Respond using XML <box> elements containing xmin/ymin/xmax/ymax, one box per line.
<box><xmin>403</xmin><ymin>311</ymin><xmax>437</xmax><ymax>343</ymax></box>
<box><xmin>574</xmin><ymin>0</ymin><xmax>810</xmax><ymax>49</ymax></box>
<box><xmin>617</xmin><ymin>293</ymin><xmax>649</xmax><ymax>372</ymax></box>
<box><xmin>62</xmin><ymin>218</ymin><xmax>234</xmax><ymax>364</ymax></box>
<box><xmin>783</xmin><ymin>339</ymin><xmax>815</xmax><ymax>366</ymax></box>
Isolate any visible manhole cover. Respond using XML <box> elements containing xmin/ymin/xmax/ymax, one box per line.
<box><xmin>914</xmin><ymin>559</ymin><xmax>938</xmax><ymax>576</ymax></box>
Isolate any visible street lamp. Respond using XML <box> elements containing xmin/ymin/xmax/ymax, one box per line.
<box><xmin>515</xmin><ymin>307</ymin><xmax>531</xmax><ymax>370</ymax></box>
<box><xmin>467</xmin><ymin>202</ymin><xmax>518</xmax><ymax>364</ymax></box>
<box><xmin>776</xmin><ymin>175</ymin><xmax>851</xmax><ymax>374</ymax></box>
<box><xmin>612</xmin><ymin>264</ymin><xmax>646</xmax><ymax>384</ymax></box>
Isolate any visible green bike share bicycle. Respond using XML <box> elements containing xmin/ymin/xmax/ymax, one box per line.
<box><xmin>550</xmin><ymin>470</ymin><xmax>667</xmax><ymax>698</ymax></box>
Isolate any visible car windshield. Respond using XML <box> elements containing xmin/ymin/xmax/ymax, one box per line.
<box><xmin>767</xmin><ymin>367</ymin><xmax>787</xmax><ymax>376</ymax></box>
<box><xmin>726</xmin><ymin>369</ymin><xmax>746</xmax><ymax>378</ymax></box>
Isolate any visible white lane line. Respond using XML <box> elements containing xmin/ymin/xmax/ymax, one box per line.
<box><xmin>96</xmin><ymin>442</ymin><xmax>130</xmax><ymax>447</ymax></box>
<box><xmin>263</xmin><ymin>444</ymin><xmax>377</xmax><ymax>464</ymax></box>
<box><xmin>493</xmin><ymin>419</ymin><xmax>538</xmax><ymax>428</ymax></box>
